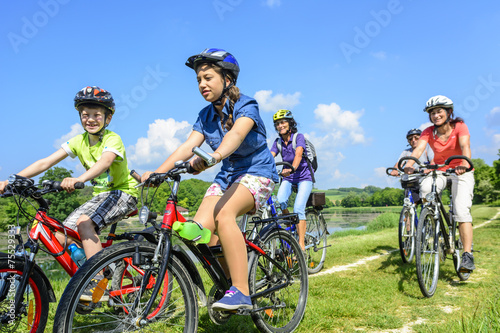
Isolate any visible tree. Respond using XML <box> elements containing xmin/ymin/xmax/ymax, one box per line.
<box><xmin>341</xmin><ymin>192</ymin><xmax>361</xmax><ymax>208</ymax></box>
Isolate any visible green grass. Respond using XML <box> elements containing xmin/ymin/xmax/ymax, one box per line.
<box><xmin>5</xmin><ymin>206</ymin><xmax>500</xmax><ymax>332</ymax></box>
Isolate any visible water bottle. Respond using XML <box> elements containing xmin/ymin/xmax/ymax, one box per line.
<box><xmin>69</xmin><ymin>243</ymin><xmax>87</xmax><ymax>267</ymax></box>
<box><xmin>172</xmin><ymin>221</ymin><xmax>211</xmax><ymax>244</ymax></box>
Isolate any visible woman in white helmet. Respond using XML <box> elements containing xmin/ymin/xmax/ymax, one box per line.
<box><xmin>404</xmin><ymin>95</ymin><xmax>476</xmax><ymax>273</ymax></box>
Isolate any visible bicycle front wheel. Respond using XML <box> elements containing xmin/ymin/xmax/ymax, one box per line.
<box><xmin>305</xmin><ymin>209</ymin><xmax>328</xmax><ymax>274</ymax></box>
<box><xmin>53</xmin><ymin>241</ymin><xmax>198</xmax><ymax>333</ymax></box>
<box><xmin>0</xmin><ymin>258</ymin><xmax>49</xmax><ymax>333</ymax></box>
<box><xmin>415</xmin><ymin>208</ymin><xmax>440</xmax><ymax>297</ymax></box>
<box><xmin>398</xmin><ymin>206</ymin><xmax>416</xmax><ymax>263</ymax></box>
<box><xmin>249</xmin><ymin>228</ymin><xmax>309</xmax><ymax>333</ymax></box>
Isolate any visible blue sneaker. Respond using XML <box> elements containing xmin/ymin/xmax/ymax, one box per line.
<box><xmin>211</xmin><ymin>286</ymin><xmax>252</xmax><ymax>311</ymax></box>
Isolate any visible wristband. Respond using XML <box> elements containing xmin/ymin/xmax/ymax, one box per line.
<box><xmin>213</xmin><ymin>151</ymin><xmax>223</xmax><ymax>163</ymax></box>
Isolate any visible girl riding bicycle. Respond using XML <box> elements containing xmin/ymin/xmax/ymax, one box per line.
<box><xmin>404</xmin><ymin>95</ymin><xmax>475</xmax><ymax>273</ymax></box>
<box><xmin>270</xmin><ymin>110</ymin><xmax>314</xmax><ymax>253</ymax></box>
<box><xmin>141</xmin><ymin>48</ymin><xmax>279</xmax><ymax>311</ymax></box>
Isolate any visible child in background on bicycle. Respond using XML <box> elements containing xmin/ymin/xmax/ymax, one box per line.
<box><xmin>270</xmin><ymin>110</ymin><xmax>313</xmax><ymax>253</ymax></box>
<box><xmin>0</xmin><ymin>86</ymin><xmax>138</xmax><ymax>262</ymax></box>
<box><xmin>403</xmin><ymin>95</ymin><xmax>476</xmax><ymax>273</ymax></box>
<box><xmin>141</xmin><ymin>48</ymin><xmax>279</xmax><ymax>311</ymax></box>
<box><xmin>390</xmin><ymin>128</ymin><xmax>433</xmax><ymax>177</ymax></box>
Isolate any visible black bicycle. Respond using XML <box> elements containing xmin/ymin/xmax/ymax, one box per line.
<box><xmin>53</xmin><ymin>148</ymin><xmax>309</xmax><ymax>332</ymax></box>
<box><xmin>398</xmin><ymin>155</ymin><xmax>474</xmax><ymax>298</ymax></box>
<box><xmin>386</xmin><ymin>166</ymin><xmax>424</xmax><ymax>264</ymax></box>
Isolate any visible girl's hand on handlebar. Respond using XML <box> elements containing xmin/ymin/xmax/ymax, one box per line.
<box><xmin>190</xmin><ymin>155</ymin><xmax>213</xmax><ymax>174</ymax></box>
<box><xmin>61</xmin><ymin>177</ymin><xmax>83</xmax><ymax>193</ymax></box>
<box><xmin>390</xmin><ymin>169</ymin><xmax>399</xmax><ymax>177</ymax></box>
<box><xmin>281</xmin><ymin>168</ymin><xmax>293</xmax><ymax>177</ymax></box>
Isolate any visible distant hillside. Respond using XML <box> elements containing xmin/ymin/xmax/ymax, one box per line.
<box><xmin>322</xmin><ymin>186</ymin><xmax>382</xmax><ymax>204</ymax></box>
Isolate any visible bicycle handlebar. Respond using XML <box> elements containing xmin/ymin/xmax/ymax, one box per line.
<box><xmin>275</xmin><ymin>161</ymin><xmax>296</xmax><ymax>176</ymax></box>
<box><xmin>398</xmin><ymin>155</ymin><xmax>474</xmax><ymax>173</ymax></box>
<box><xmin>386</xmin><ymin>167</ymin><xmax>399</xmax><ymax>176</ymax></box>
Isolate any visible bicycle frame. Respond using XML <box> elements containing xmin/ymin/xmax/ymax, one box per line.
<box><xmin>2</xmin><ymin>180</ymin><xmax>137</xmax><ymax>322</ymax></box>
<box><xmin>423</xmin><ymin>171</ymin><xmax>455</xmax><ymax>254</ymax></box>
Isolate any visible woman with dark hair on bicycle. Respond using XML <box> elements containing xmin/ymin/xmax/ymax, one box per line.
<box><xmin>404</xmin><ymin>95</ymin><xmax>476</xmax><ymax>273</ymax></box>
<box><xmin>270</xmin><ymin>109</ymin><xmax>314</xmax><ymax>253</ymax></box>
<box><xmin>141</xmin><ymin>48</ymin><xmax>278</xmax><ymax>311</ymax></box>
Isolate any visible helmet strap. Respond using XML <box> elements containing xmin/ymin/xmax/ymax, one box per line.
<box><xmin>212</xmin><ymin>71</ymin><xmax>234</xmax><ymax>106</ymax></box>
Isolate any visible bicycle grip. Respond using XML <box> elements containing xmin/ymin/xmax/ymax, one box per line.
<box><xmin>192</xmin><ymin>147</ymin><xmax>217</xmax><ymax>167</ymax></box>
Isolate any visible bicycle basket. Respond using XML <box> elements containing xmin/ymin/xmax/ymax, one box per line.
<box><xmin>400</xmin><ymin>174</ymin><xmax>420</xmax><ymax>189</ymax></box>
<box><xmin>306</xmin><ymin>192</ymin><xmax>326</xmax><ymax>207</ymax></box>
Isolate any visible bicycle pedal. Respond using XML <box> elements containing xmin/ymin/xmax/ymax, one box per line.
<box><xmin>235</xmin><ymin>308</ymin><xmax>252</xmax><ymax>316</ymax></box>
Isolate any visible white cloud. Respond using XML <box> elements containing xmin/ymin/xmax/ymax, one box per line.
<box><xmin>54</xmin><ymin>123</ymin><xmax>84</xmax><ymax>149</ymax></box>
<box><xmin>313</xmin><ymin>102</ymin><xmax>366</xmax><ymax>144</ymax></box>
<box><xmin>486</xmin><ymin>106</ymin><xmax>500</xmax><ymax>127</ymax></box>
<box><xmin>263</xmin><ymin>0</ymin><xmax>281</xmax><ymax>8</ymax></box>
<box><xmin>370</xmin><ymin>51</ymin><xmax>387</xmax><ymax>60</ymax></box>
<box><xmin>374</xmin><ymin>166</ymin><xmax>399</xmax><ymax>187</ymax></box>
<box><xmin>254</xmin><ymin>90</ymin><xmax>301</xmax><ymax>112</ymax></box>
<box><xmin>127</xmin><ymin>118</ymin><xmax>191</xmax><ymax>166</ymax></box>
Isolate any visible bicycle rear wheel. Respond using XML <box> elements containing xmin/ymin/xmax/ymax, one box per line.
<box><xmin>53</xmin><ymin>241</ymin><xmax>198</xmax><ymax>333</ymax></box>
<box><xmin>0</xmin><ymin>258</ymin><xmax>49</xmax><ymax>333</ymax></box>
<box><xmin>398</xmin><ymin>206</ymin><xmax>415</xmax><ymax>263</ymax></box>
<box><xmin>305</xmin><ymin>209</ymin><xmax>328</xmax><ymax>274</ymax></box>
<box><xmin>249</xmin><ymin>228</ymin><xmax>308</xmax><ymax>333</ymax></box>
<box><xmin>415</xmin><ymin>208</ymin><xmax>440</xmax><ymax>297</ymax></box>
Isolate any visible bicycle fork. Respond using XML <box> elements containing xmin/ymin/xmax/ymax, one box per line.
<box><xmin>134</xmin><ymin>232</ymin><xmax>171</xmax><ymax>327</ymax></box>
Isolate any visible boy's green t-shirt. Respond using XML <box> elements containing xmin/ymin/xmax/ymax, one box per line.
<box><xmin>62</xmin><ymin>130</ymin><xmax>138</xmax><ymax>197</ymax></box>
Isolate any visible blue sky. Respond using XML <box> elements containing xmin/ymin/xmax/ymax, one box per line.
<box><xmin>1</xmin><ymin>1</ymin><xmax>500</xmax><ymax>190</ymax></box>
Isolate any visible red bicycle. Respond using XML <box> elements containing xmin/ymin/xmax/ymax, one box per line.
<box><xmin>0</xmin><ymin>175</ymin><xmax>138</xmax><ymax>333</ymax></box>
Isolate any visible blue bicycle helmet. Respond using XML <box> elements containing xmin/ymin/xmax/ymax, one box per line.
<box><xmin>185</xmin><ymin>48</ymin><xmax>240</xmax><ymax>83</ymax></box>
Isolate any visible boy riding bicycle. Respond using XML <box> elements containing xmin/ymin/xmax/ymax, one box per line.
<box><xmin>0</xmin><ymin>86</ymin><xmax>138</xmax><ymax>262</ymax></box>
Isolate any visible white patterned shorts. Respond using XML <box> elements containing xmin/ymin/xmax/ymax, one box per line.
<box><xmin>204</xmin><ymin>174</ymin><xmax>275</xmax><ymax>214</ymax></box>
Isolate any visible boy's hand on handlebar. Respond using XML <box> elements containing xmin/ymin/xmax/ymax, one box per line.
<box><xmin>390</xmin><ymin>170</ymin><xmax>399</xmax><ymax>177</ymax></box>
<box><xmin>141</xmin><ymin>171</ymin><xmax>153</xmax><ymax>183</ymax></box>
<box><xmin>61</xmin><ymin>177</ymin><xmax>83</xmax><ymax>193</ymax></box>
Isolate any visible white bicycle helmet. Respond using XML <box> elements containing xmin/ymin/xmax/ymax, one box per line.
<box><xmin>423</xmin><ymin>95</ymin><xmax>454</xmax><ymax>112</ymax></box>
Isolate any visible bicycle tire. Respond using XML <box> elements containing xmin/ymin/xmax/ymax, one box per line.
<box><xmin>249</xmin><ymin>228</ymin><xmax>308</xmax><ymax>333</ymax></box>
<box><xmin>305</xmin><ymin>209</ymin><xmax>328</xmax><ymax>274</ymax></box>
<box><xmin>53</xmin><ymin>241</ymin><xmax>198</xmax><ymax>333</ymax></box>
<box><xmin>415</xmin><ymin>207</ymin><xmax>440</xmax><ymax>297</ymax></box>
<box><xmin>398</xmin><ymin>206</ymin><xmax>415</xmax><ymax>263</ymax></box>
<box><xmin>451</xmin><ymin>220</ymin><xmax>471</xmax><ymax>281</ymax></box>
<box><xmin>0</xmin><ymin>258</ymin><xmax>49</xmax><ymax>333</ymax></box>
